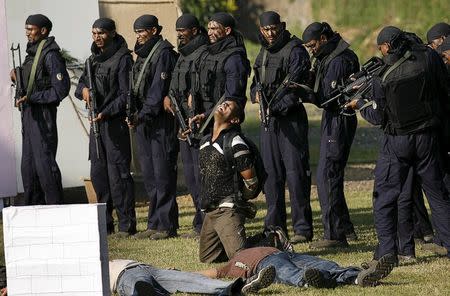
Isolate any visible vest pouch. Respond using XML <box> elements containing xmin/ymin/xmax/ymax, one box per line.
<box><xmin>200</xmin><ymin>68</ymin><xmax>215</xmax><ymax>102</ymax></box>
<box><xmin>385</xmin><ymin>70</ymin><xmax>432</xmax><ymax>130</ymax></box>
<box><xmin>263</xmin><ymin>56</ymin><xmax>283</xmax><ymax>85</ymax></box>
<box><xmin>95</xmin><ymin>67</ymin><xmax>111</xmax><ymax>105</ymax></box>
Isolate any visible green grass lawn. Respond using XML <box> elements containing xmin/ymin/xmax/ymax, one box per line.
<box><xmin>107</xmin><ymin>107</ymin><xmax>449</xmax><ymax>295</ymax></box>
<box><xmin>109</xmin><ymin>181</ymin><xmax>450</xmax><ymax>295</ymax></box>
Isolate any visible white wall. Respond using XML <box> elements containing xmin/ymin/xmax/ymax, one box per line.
<box><xmin>4</xmin><ymin>0</ymin><xmax>100</xmax><ymax>191</ymax></box>
<box><xmin>0</xmin><ymin>0</ymin><xmax>17</xmax><ymax>197</ymax></box>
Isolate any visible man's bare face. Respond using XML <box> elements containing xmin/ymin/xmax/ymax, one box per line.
<box><xmin>260</xmin><ymin>24</ymin><xmax>282</xmax><ymax>45</ymax></box>
<box><xmin>92</xmin><ymin>28</ymin><xmax>114</xmax><ymax>49</ymax></box>
<box><xmin>135</xmin><ymin>27</ymin><xmax>157</xmax><ymax>45</ymax></box>
<box><xmin>215</xmin><ymin>100</ymin><xmax>239</xmax><ymax>123</ymax></box>
<box><xmin>25</xmin><ymin>24</ymin><xmax>46</xmax><ymax>43</ymax></box>
<box><xmin>304</xmin><ymin>36</ymin><xmax>327</xmax><ymax>56</ymax></box>
<box><xmin>177</xmin><ymin>27</ymin><xmax>196</xmax><ymax>46</ymax></box>
<box><xmin>208</xmin><ymin>21</ymin><xmax>228</xmax><ymax>44</ymax></box>
<box><xmin>429</xmin><ymin>37</ymin><xmax>445</xmax><ymax>50</ymax></box>
<box><xmin>377</xmin><ymin>43</ymin><xmax>390</xmax><ymax>57</ymax></box>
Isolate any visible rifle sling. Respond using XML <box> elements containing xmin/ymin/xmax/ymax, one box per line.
<box><xmin>313</xmin><ymin>39</ymin><xmax>350</xmax><ymax>93</ymax></box>
<box><xmin>26</xmin><ymin>39</ymin><xmax>46</xmax><ymax>97</ymax></box>
<box><xmin>133</xmin><ymin>38</ymin><xmax>163</xmax><ymax>95</ymax></box>
<box><xmin>381</xmin><ymin>51</ymin><xmax>411</xmax><ymax>82</ymax></box>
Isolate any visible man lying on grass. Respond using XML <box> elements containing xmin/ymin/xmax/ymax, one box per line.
<box><xmin>109</xmin><ymin>258</ymin><xmax>275</xmax><ymax>295</ymax></box>
<box><xmin>197</xmin><ymin>247</ymin><xmax>396</xmax><ymax>289</ymax></box>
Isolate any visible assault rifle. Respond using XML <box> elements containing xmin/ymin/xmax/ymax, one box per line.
<box><xmin>253</xmin><ymin>66</ymin><xmax>270</xmax><ymax>130</ymax></box>
<box><xmin>168</xmin><ymin>90</ymin><xmax>194</xmax><ymax>146</ymax></box>
<box><xmin>10</xmin><ymin>43</ymin><xmax>25</xmax><ymax>111</ymax></box>
<box><xmin>320</xmin><ymin>57</ymin><xmax>385</xmax><ymax>109</ymax></box>
<box><xmin>85</xmin><ymin>59</ymin><xmax>101</xmax><ymax>159</ymax></box>
<box><xmin>126</xmin><ymin>70</ymin><xmax>135</xmax><ymax>125</ymax></box>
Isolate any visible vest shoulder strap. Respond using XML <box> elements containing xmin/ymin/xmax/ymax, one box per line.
<box><xmin>382</xmin><ymin>51</ymin><xmax>412</xmax><ymax>82</ymax></box>
<box><xmin>313</xmin><ymin>39</ymin><xmax>350</xmax><ymax>93</ymax></box>
<box><xmin>133</xmin><ymin>38</ymin><xmax>163</xmax><ymax>95</ymax></box>
<box><xmin>26</xmin><ymin>39</ymin><xmax>47</xmax><ymax>97</ymax></box>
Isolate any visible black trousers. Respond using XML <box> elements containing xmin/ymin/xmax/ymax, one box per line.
<box><xmin>90</xmin><ymin>117</ymin><xmax>135</xmax><ymax>233</ymax></box>
<box><xmin>316</xmin><ymin>110</ymin><xmax>357</xmax><ymax>240</ymax></box>
<box><xmin>373</xmin><ymin>132</ymin><xmax>450</xmax><ymax>258</ymax></box>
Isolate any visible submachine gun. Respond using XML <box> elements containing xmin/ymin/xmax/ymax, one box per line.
<box><xmin>320</xmin><ymin>56</ymin><xmax>385</xmax><ymax>110</ymax></box>
<box><xmin>168</xmin><ymin>90</ymin><xmax>195</xmax><ymax>146</ymax></box>
<box><xmin>10</xmin><ymin>43</ymin><xmax>26</xmax><ymax>111</ymax></box>
<box><xmin>85</xmin><ymin>59</ymin><xmax>101</xmax><ymax>159</ymax></box>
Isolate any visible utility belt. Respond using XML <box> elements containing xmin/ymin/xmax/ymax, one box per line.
<box><xmin>202</xmin><ymin>195</ymin><xmax>235</xmax><ymax>212</ymax></box>
<box><xmin>202</xmin><ymin>195</ymin><xmax>257</xmax><ymax>219</ymax></box>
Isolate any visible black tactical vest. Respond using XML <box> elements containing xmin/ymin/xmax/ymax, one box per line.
<box><xmin>170</xmin><ymin>44</ymin><xmax>207</xmax><ymax>113</ymax></box>
<box><xmin>132</xmin><ymin>40</ymin><xmax>173</xmax><ymax>103</ymax></box>
<box><xmin>22</xmin><ymin>43</ymin><xmax>59</xmax><ymax>95</ymax></box>
<box><xmin>199</xmin><ymin>46</ymin><xmax>246</xmax><ymax>109</ymax></box>
<box><xmin>382</xmin><ymin>49</ymin><xmax>435</xmax><ymax>135</ymax></box>
<box><xmin>254</xmin><ymin>37</ymin><xmax>302</xmax><ymax>98</ymax></box>
<box><xmin>91</xmin><ymin>46</ymin><xmax>130</xmax><ymax>109</ymax></box>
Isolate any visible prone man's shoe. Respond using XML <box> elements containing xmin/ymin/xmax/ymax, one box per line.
<box><xmin>310</xmin><ymin>239</ymin><xmax>349</xmax><ymax>249</ymax></box>
<box><xmin>422</xmin><ymin>243</ymin><xmax>448</xmax><ymax>256</ymax></box>
<box><xmin>290</xmin><ymin>234</ymin><xmax>312</xmax><ymax>244</ymax></box>
<box><xmin>356</xmin><ymin>253</ymin><xmax>396</xmax><ymax>287</ymax></box>
<box><xmin>242</xmin><ymin>265</ymin><xmax>275</xmax><ymax>295</ymax></box>
<box><xmin>150</xmin><ymin>231</ymin><xmax>177</xmax><ymax>240</ymax></box>
<box><xmin>304</xmin><ymin>268</ymin><xmax>337</xmax><ymax>289</ymax></box>
<box><xmin>135</xmin><ymin>280</ymin><xmax>155</xmax><ymax>296</ymax></box>
<box><xmin>134</xmin><ymin>229</ymin><xmax>158</xmax><ymax>239</ymax></box>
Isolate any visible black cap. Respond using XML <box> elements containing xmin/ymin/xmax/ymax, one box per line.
<box><xmin>259</xmin><ymin>11</ymin><xmax>281</xmax><ymax>27</ymax></box>
<box><xmin>437</xmin><ymin>36</ymin><xmax>450</xmax><ymax>54</ymax></box>
<box><xmin>210</xmin><ymin>12</ymin><xmax>236</xmax><ymax>28</ymax></box>
<box><xmin>427</xmin><ymin>22</ymin><xmax>450</xmax><ymax>43</ymax></box>
<box><xmin>377</xmin><ymin>26</ymin><xmax>402</xmax><ymax>45</ymax></box>
<box><xmin>26</xmin><ymin>14</ymin><xmax>52</xmax><ymax>32</ymax></box>
<box><xmin>302</xmin><ymin>22</ymin><xmax>333</xmax><ymax>43</ymax></box>
<box><xmin>134</xmin><ymin>14</ymin><xmax>161</xmax><ymax>32</ymax></box>
<box><xmin>92</xmin><ymin>18</ymin><xmax>116</xmax><ymax>31</ymax></box>
<box><xmin>176</xmin><ymin>14</ymin><xmax>200</xmax><ymax>29</ymax></box>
